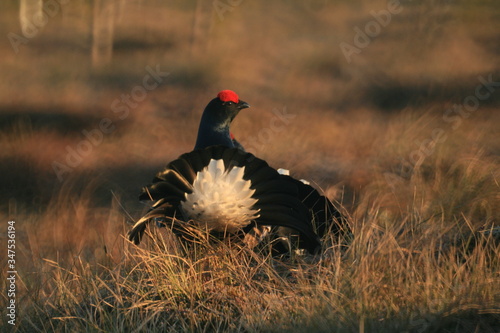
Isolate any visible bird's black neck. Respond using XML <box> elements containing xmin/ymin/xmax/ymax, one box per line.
<box><xmin>194</xmin><ymin>111</ymin><xmax>234</xmax><ymax>149</ymax></box>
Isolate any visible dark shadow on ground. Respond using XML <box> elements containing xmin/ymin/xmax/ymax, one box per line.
<box><xmin>359</xmin><ymin>70</ymin><xmax>500</xmax><ymax>112</ymax></box>
<box><xmin>0</xmin><ymin>108</ymin><xmax>107</xmax><ymax>136</ymax></box>
<box><xmin>0</xmin><ymin>156</ymin><xmax>165</xmax><ymax>220</ymax></box>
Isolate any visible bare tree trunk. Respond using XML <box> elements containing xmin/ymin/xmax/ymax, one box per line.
<box><xmin>190</xmin><ymin>0</ymin><xmax>214</xmax><ymax>56</ymax></box>
<box><xmin>19</xmin><ymin>0</ymin><xmax>42</xmax><ymax>36</ymax></box>
<box><xmin>91</xmin><ymin>0</ymin><xmax>116</xmax><ymax>67</ymax></box>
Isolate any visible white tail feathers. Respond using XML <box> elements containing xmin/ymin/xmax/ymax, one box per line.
<box><xmin>181</xmin><ymin>159</ymin><xmax>260</xmax><ymax>232</ymax></box>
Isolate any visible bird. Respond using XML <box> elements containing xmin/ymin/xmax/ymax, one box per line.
<box><xmin>128</xmin><ymin>90</ymin><xmax>346</xmax><ymax>254</ymax></box>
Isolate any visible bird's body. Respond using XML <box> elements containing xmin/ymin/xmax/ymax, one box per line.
<box><xmin>128</xmin><ymin>90</ymin><xmax>347</xmax><ymax>254</ymax></box>
<box><xmin>130</xmin><ymin>146</ymin><xmax>321</xmax><ymax>253</ymax></box>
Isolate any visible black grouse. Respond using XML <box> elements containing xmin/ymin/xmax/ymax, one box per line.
<box><xmin>128</xmin><ymin>90</ymin><xmax>345</xmax><ymax>254</ymax></box>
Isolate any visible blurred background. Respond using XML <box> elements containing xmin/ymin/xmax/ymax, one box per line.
<box><xmin>0</xmin><ymin>0</ymin><xmax>498</xmax><ymax>263</ymax></box>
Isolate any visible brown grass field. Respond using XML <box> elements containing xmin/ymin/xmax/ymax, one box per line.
<box><xmin>0</xmin><ymin>0</ymin><xmax>499</xmax><ymax>332</ymax></box>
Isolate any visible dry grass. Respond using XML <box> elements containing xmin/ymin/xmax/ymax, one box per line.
<box><xmin>2</xmin><ymin>202</ymin><xmax>499</xmax><ymax>332</ymax></box>
<box><xmin>1</xmin><ymin>0</ymin><xmax>499</xmax><ymax>332</ymax></box>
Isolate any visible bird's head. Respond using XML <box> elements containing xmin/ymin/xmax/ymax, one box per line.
<box><xmin>195</xmin><ymin>90</ymin><xmax>250</xmax><ymax>149</ymax></box>
<box><xmin>206</xmin><ymin>90</ymin><xmax>250</xmax><ymax>123</ymax></box>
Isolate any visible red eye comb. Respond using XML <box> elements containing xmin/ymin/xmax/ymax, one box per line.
<box><xmin>217</xmin><ymin>90</ymin><xmax>239</xmax><ymax>103</ymax></box>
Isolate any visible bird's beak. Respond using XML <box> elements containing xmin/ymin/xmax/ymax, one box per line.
<box><xmin>237</xmin><ymin>100</ymin><xmax>250</xmax><ymax>109</ymax></box>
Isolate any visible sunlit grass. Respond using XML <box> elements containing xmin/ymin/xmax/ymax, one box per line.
<box><xmin>2</xmin><ymin>195</ymin><xmax>498</xmax><ymax>332</ymax></box>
